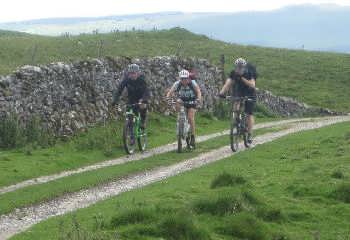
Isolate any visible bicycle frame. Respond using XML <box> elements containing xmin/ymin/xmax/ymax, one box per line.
<box><xmin>125</xmin><ymin>105</ymin><xmax>144</xmax><ymax>138</ymax></box>
<box><xmin>177</xmin><ymin>105</ymin><xmax>191</xmax><ymax>139</ymax></box>
<box><xmin>121</xmin><ymin>103</ymin><xmax>147</xmax><ymax>154</ymax></box>
<box><xmin>225</xmin><ymin>96</ymin><xmax>254</xmax><ymax>151</ymax></box>
<box><xmin>232</xmin><ymin>101</ymin><xmax>248</xmax><ymax>135</ymax></box>
<box><xmin>169</xmin><ymin>99</ymin><xmax>195</xmax><ymax>152</ymax></box>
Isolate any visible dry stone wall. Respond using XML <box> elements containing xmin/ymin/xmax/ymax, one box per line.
<box><xmin>0</xmin><ymin>56</ymin><xmax>340</xmax><ymax>136</ymax></box>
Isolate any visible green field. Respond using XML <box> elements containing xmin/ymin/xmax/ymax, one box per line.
<box><xmin>0</xmin><ymin>28</ymin><xmax>350</xmax><ymax>112</ymax></box>
<box><xmin>0</xmin><ymin>123</ymin><xmax>284</xmax><ymax>216</ymax></box>
<box><xmin>11</xmin><ymin>121</ymin><xmax>350</xmax><ymax>240</ymax></box>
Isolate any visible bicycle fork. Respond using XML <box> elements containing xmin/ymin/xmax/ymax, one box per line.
<box><xmin>177</xmin><ymin>106</ymin><xmax>190</xmax><ymax>139</ymax></box>
<box><xmin>127</xmin><ymin>114</ymin><xmax>135</xmax><ymax>142</ymax></box>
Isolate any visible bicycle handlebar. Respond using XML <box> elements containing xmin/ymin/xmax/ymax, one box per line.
<box><xmin>167</xmin><ymin>99</ymin><xmax>198</xmax><ymax>105</ymax></box>
<box><xmin>120</xmin><ymin>102</ymin><xmax>145</xmax><ymax>108</ymax></box>
<box><xmin>220</xmin><ymin>95</ymin><xmax>255</xmax><ymax>102</ymax></box>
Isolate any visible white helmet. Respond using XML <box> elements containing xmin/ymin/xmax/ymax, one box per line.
<box><xmin>127</xmin><ymin>63</ymin><xmax>140</xmax><ymax>73</ymax></box>
<box><xmin>234</xmin><ymin>58</ymin><xmax>247</xmax><ymax>66</ymax></box>
<box><xmin>179</xmin><ymin>69</ymin><xmax>190</xmax><ymax>78</ymax></box>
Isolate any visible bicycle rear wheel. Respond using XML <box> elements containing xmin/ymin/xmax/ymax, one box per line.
<box><xmin>123</xmin><ymin>119</ymin><xmax>136</xmax><ymax>154</ymax></box>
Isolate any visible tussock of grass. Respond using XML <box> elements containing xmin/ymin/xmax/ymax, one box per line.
<box><xmin>110</xmin><ymin>209</ymin><xmax>211</xmax><ymax>240</ymax></box>
<box><xmin>58</xmin><ymin>216</ymin><xmax>113</xmax><ymax>240</ymax></box>
<box><xmin>210</xmin><ymin>172</ymin><xmax>246</xmax><ymax>189</ymax></box>
<box><xmin>242</xmin><ymin>190</ymin><xmax>261</xmax><ymax>205</ymax></box>
<box><xmin>331</xmin><ymin>170</ymin><xmax>344</xmax><ymax>179</ymax></box>
<box><xmin>292</xmin><ymin>186</ymin><xmax>313</xmax><ymax>197</ymax></box>
<box><xmin>192</xmin><ymin>194</ymin><xmax>247</xmax><ymax>216</ymax></box>
<box><xmin>331</xmin><ymin>183</ymin><xmax>350</xmax><ymax>203</ymax></box>
<box><xmin>110</xmin><ymin>208</ymin><xmax>156</xmax><ymax>226</ymax></box>
<box><xmin>344</xmin><ymin>132</ymin><xmax>350</xmax><ymax>141</ymax></box>
<box><xmin>257</xmin><ymin>206</ymin><xmax>285</xmax><ymax>222</ymax></box>
<box><xmin>287</xmin><ymin>211</ymin><xmax>313</xmax><ymax>221</ymax></box>
<box><xmin>121</xmin><ymin>225</ymin><xmax>159</xmax><ymax>239</ymax></box>
<box><xmin>158</xmin><ymin>213</ymin><xmax>211</xmax><ymax>240</ymax></box>
<box><xmin>217</xmin><ymin>212</ymin><xmax>271</xmax><ymax>240</ymax></box>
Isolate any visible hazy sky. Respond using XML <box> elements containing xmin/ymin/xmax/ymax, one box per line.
<box><xmin>1</xmin><ymin>0</ymin><xmax>349</xmax><ymax>23</ymax></box>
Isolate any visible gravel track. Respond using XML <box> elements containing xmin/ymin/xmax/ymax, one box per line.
<box><xmin>0</xmin><ymin>118</ymin><xmax>312</xmax><ymax>195</ymax></box>
<box><xmin>1</xmin><ymin>116</ymin><xmax>349</xmax><ymax>239</ymax></box>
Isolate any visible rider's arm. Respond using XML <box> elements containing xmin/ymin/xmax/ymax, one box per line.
<box><xmin>166</xmin><ymin>81</ymin><xmax>179</xmax><ymax>98</ymax></box>
<box><xmin>240</xmin><ymin>64</ymin><xmax>257</xmax><ymax>89</ymax></box>
<box><xmin>219</xmin><ymin>78</ymin><xmax>234</xmax><ymax>95</ymax></box>
<box><xmin>241</xmin><ymin>77</ymin><xmax>256</xmax><ymax>89</ymax></box>
<box><xmin>112</xmin><ymin>78</ymin><xmax>127</xmax><ymax>105</ymax></box>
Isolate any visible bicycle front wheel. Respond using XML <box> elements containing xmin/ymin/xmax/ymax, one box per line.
<box><xmin>123</xmin><ymin>119</ymin><xmax>136</xmax><ymax>154</ymax></box>
<box><xmin>177</xmin><ymin>120</ymin><xmax>184</xmax><ymax>153</ymax></box>
<box><xmin>137</xmin><ymin>127</ymin><xmax>147</xmax><ymax>152</ymax></box>
<box><xmin>243</xmin><ymin>132</ymin><xmax>252</xmax><ymax>148</ymax></box>
<box><xmin>230</xmin><ymin>114</ymin><xmax>239</xmax><ymax>152</ymax></box>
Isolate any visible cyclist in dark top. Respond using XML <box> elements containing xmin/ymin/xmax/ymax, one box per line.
<box><xmin>219</xmin><ymin>57</ymin><xmax>257</xmax><ymax>143</ymax></box>
<box><xmin>112</xmin><ymin>63</ymin><xmax>150</xmax><ymax>129</ymax></box>
<box><xmin>166</xmin><ymin>69</ymin><xmax>202</xmax><ymax>147</ymax></box>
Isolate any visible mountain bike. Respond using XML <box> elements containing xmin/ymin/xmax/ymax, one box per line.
<box><xmin>121</xmin><ymin>103</ymin><xmax>147</xmax><ymax>154</ymax></box>
<box><xmin>169</xmin><ymin>100</ymin><xmax>196</xmax><ymax>153</ymax></box>
<box><xmin>223</xmin><ymin>96</ymin><xmax>255</xmax><ymax>152</ymax></box>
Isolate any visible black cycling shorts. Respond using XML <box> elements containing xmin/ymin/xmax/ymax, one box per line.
<box><xmin>179</xmin><ymin>98</ymin><xmax>197</xmax><ymax>109</ymax></box>
<box><xmin>244</xmin><ymin>99</ymin><xmax>256</xmax><ymax>115</ymax></box>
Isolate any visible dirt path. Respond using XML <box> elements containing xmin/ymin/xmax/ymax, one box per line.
<box><xmin>1</xmin><ymin>116</ymin><xmax>349</xmax><ymax>239</ymax></box>
<box><xmin>0</xmin><ymin>118</ymin><xmax>313</xmax><ymax>195</ymax></box>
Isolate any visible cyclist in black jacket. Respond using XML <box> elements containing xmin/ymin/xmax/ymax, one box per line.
<box><xmin>219</xmin><ymin>58</ymin><xmax>257</xmax><ymax>144</ymax></box>
<box><xmin>112</xmin><ymin>64</ymin><xmax>150</xmax><ymax>129</ymax></box>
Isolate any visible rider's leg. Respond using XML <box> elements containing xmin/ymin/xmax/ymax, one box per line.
<box><xmin>175</xmin><ymin>99</ymin><xmax>183</xmax><ymax>112</ymax></box>
<box><xmin>187</xmin><ymin>107</ymin><xmax>196</xmax><ymax>147</ymax></box>
<box><xmin>139</xmin><ymin>104</ymin><xmax>147</xmax><ymax>129</ymax></box>
<box><xmin>128</xmin><ymin>106</ymin><xmax>136</xmax><ymax>144</ymax></box>
<box><xmin>187</xmin><ymin>108</ymin><xmax>196</xmax><ymax>136</ymax></box>
<box><xmin>232</xmin><ymin>101</ymin><xmax>241</xmax><ymax>121</ymax></box>
<box><xmin>245</xmin><ymin>100</ymin><xmax>255</xmax><ymax>143</ymax></box>
<box><xmin>245</xmin><ymin>100</ymin><xmax>255</xmax><ymax>134</ymax></box>
<box><xmin>247</xmin><ymin>114</ymin><xmax>254</xmax><ymax>134</ymax></box>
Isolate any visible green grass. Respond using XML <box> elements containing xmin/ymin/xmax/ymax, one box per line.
<box><xmin>0</xmin><ymin>124</ymin><xmax>280</xmax><ymax>215</ymax></box>
<box><xmin>0</xmin><ymin>112</ymin><xmax>233</xmax><ymax>188</ymax></box>
<box><xmin>0</xmin><ymin>28</ymin><xmax>350</xmax><ymax>112</ymax></box>
<box><xmin>11</xmin><ymin>121</ymin><xmax>350</xmax><ymax>240</ymax></box>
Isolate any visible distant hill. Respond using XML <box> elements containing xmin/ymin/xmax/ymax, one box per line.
<box><xmin>0</xmin><ymin>28</ymin><xmax>349</xmax><ymax>112</ymax></box>
<box><xmin>0</xmin><ymin>4</ymin><xmax>350</xmax><ymax>53</ymax></box>
<box><xmin>0</xmin><ymin>29</ymin><xmax>30</xmax><ymax>37</ymax></box>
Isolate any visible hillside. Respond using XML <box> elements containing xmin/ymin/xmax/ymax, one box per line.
<box><xmin>0</xmin><ymin>30</ymin><xmax>29</xmax><ymax>37</ymax></box>
<box><xmin>1</xmin><ymin>5</ymin><xmax>350</xmax><ymax>53</ymax></box>
<box><xmin>0</xmin><ymin>28</ymin><xmax>349</xmax><ymax>112</ymax></box>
